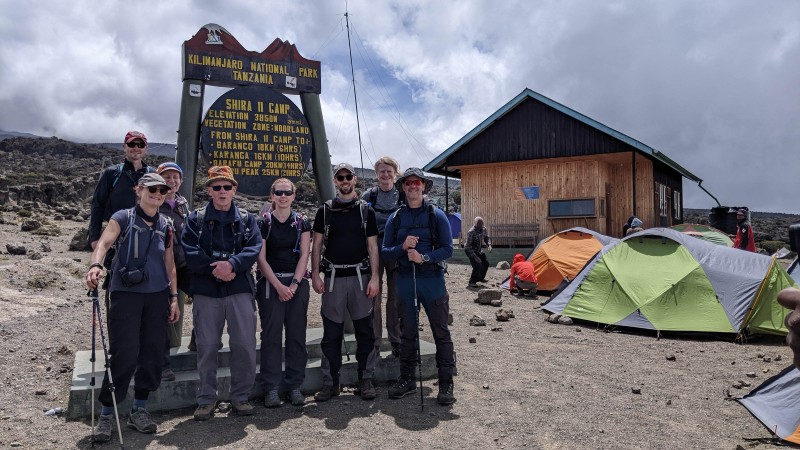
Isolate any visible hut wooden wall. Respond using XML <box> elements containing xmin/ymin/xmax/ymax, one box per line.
<box><xmin>458</xmin><ymin>153</ymin><xmax>656</xmax><ymax>240</ymax></box>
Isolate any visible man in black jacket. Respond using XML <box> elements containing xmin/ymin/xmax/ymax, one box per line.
<box><xmin>88</xmin><ymin>131</ymin><xmax>153</xmax><ymax>250</ymax></box>
<box><xmin>181</xmin><ymin>166</ymin><xmax>262</xmax><ymax>420</ymax></box>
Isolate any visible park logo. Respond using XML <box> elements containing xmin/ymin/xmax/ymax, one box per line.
<box><xmin>206</xmin><ymin>29</ymin><xmax>223</xmax><ymax>45</ymax></box>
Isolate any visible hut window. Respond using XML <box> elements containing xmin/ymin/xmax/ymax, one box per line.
<box><xmin>548</xmin><ymin>198</ymin><xmax>596</xmax><ymax>218</ymax></box>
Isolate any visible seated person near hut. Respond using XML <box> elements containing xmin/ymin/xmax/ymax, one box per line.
<box><xmin>509</xmin><ymin>253</ymin><xmax>537</xmax><ymax>296</ymax></box>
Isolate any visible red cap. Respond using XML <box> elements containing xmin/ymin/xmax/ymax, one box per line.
<box><xmin>124</xmin><ymin>130</ymin><xmax>147</xmax><ymax>144</ymax></box>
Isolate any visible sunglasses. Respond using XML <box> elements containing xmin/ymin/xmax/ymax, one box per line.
<box><xmin>211</xmin><ymin>185</ymin><xmax>234</xmax><ymax>191</ymax></box>
<box><xmin>336</xmin><ymin>174</ymin><xmax>354</xmax><ymax>182</ymax></box>
<box><xmin>126</xmin><ymin>142</ymin><xmax>146</xmax><ymax>148</ymax></box>
<box><xmin>404</xmin><ymin>179</ymin><xmax>423</xmax><ymax>187</ymax></box>
<box><xmin>273</xmin><ymin>190</ymin><xmax>294</xmax><ymax>197</ymax></box>
<box><xmin>147</xmin><ymin>186</ymin><xmax>170</xmax><ymax>195</ymax></box>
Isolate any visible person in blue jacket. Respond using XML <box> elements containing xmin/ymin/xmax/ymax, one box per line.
<box><xmin>381</xmin><ymin>167</ymin><xmax>456</xmax><ymax>406</ymax></box>
<box><xmin>181</xmin><ymin>166</ymin><xmax>262</xmax><ymax>420</ymax></box>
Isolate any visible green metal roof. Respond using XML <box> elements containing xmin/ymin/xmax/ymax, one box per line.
<box><xmin>423</xmin><ymin>87</ymin><xmax>702</xmax><ymax>183</ymax></box>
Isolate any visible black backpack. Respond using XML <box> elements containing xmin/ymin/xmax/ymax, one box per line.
<box><xmin>366</xmin><ymin>186</ymin><xmax>406</xmax><ymax>215</ymax></box>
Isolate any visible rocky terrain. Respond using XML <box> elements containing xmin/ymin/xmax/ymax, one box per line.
<box><xmin>0</xmin><ymin>135</ymin><xmax>797</xmax><ymax>449</ymax></box>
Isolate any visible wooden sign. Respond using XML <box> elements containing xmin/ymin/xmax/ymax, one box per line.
<box><xmin>200</xmin><ymin>86</ymin><xmax>312</xmax><ymax>196</ymax></box>
<box><xmin>183</xmin><ymin>23</ymin><xmax>321</xmax><ymax>94</ymax></box>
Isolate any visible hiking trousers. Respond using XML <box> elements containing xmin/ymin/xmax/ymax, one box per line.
<box><xmin>373</xmin><ymin>257</ymin><xmax>401</xmax><ymax>349</ymax></box>
<box><xmin>319</xmin><ymin>274</ymin><xmax>376</xmax><ymax>384</ymax></box>
<box><xmin>99</xmin><ymin>288</ymin><xmax>169</xmax><ymax>407</ymax></box>
<box><xmin>256</xmin><ymin>278</ymin><xmax>310</xmax><ymax>392</ymax></box>
<box><xmin>193</xmin><ymin>292</ymin><xmax>257</xmax><ymax>405</ymax></box>
<box><xmin>468</xmin><ymin>252</ymin><xmax>489</xmax><ymax>283</ymax></box>
<box><xmin>396</xmin><ymin>271</ymin><xmax>455</xmax><ymax>382</ymax></box>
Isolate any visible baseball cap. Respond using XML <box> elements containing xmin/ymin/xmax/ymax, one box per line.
<box><xmin>138</xmin><ymin>173</ymin><xmax>168</xmax><ymax>187</ymax></box>
<box><xmin>332</xmin><ymin>163</ymin><xmax>355</xmax><ymax>176</ymax></box>
<box><xmin>124</xmin><ymin>131</ymin><xmax>147</xmax><ymax>144</ymax></box>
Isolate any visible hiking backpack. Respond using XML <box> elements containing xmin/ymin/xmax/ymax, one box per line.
<box><xmin>366</xmin><ymin>186</ymin><xmax>406</xmax><ymax>215</ymax></box>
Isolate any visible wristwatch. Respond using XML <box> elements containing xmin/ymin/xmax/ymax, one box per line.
<box><xmin>422</xmin><ymin>254</ymin><xmax>430</xmax><ymax>263</ymax></box>
<box><xmin>291</xmin><ymin>278</ymin><xmax>300</xmax><ymax>286</ymax></box>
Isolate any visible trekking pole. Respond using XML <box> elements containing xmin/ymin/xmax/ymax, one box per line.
<box><xmin>412</xmin><ymin>264</ymin><xmax>424</xmax><ymax>412</ymax></box>
<box><xmin>89</xmin><ymin>289</ymin><xmax>124</xmax><ymax>447</ymax></box>
<box><xmin>90</xmin><ymin>290</ymin><xmax>97</xmax><ymax>449</ymax></box>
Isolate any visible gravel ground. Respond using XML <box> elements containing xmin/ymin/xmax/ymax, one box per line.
<box><xmin>0</xmin><ymin>218</ymin><xmax>792</xmax><ymax>449</ymax></box>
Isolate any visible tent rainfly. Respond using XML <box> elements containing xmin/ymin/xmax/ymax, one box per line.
<box><xmin>738</xmin><ymin>365</ymin><xmax>800</xmax><ymax>444</ymax></box>
<box><xmin>669</xmin><ymin>223</ymin><xmax>733</xmax><ymax>247</ymax></box>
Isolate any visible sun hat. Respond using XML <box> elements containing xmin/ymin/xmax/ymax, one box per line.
<box><xmin>395</xmin><ymin>167</ymin><xmax>433</xmax><ymax>193</ymax></box>
<box><xmin>124</xmin><ymin>130</ymin><xmax>147</xmax><ymax>144</ymax></box>
<box><xmin>205</xmin><ymin>166</ymin><xmax>238</xmax><ymax>186</ymax></box>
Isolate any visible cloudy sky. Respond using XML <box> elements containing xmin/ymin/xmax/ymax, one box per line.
<box><xmin>1</xmin><ymin>0</ymin><xmax>798</xmax><ymax>212</ymax></box>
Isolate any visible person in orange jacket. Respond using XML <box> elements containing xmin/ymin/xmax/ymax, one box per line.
<box><xmin>509</xmin><ymin>253</ymin><xmax>537</xmax><ymax>296</ymax></box>
<box><xmin>733</xmin><ymin>208</ymin><xmax>756</xmax><ymax>252</ymax></box>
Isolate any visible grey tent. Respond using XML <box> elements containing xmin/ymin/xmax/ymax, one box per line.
<box><xmin>738</xmin><ymin>365</ymin><xmax>800</xmax><ymax>444</ymax></box>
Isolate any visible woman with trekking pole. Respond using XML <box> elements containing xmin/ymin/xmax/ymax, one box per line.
<box><xmin>85</xmin><ymin>173</ymin><xmax>179</xmax><ymax>443</ymax></box>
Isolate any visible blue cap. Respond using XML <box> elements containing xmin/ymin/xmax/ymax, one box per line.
<box><xmin>157</xmin><ymin>162</ymin><xmax>183</xmax><ymax>176</ymax></box>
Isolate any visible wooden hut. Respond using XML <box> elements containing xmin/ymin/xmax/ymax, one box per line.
<box><xmin>424</xmin><ymin>88</ymin><xmax>706</xmax><ymax>242</ymax></box>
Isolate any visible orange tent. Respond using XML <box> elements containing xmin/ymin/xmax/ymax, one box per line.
<box><xmin>502</xmin><ymin>227</ymin><xmax>618</xmax><ymax>291</ymax></box>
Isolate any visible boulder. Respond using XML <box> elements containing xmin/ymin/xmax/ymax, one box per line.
<box><xmin>6</xmin><ymin>244</ymin><xmax>27</xmax><ymax>255</ymax></box>
<box><xmin>69</xmin><ymin>227</ymin><xmax>91</xmax><ymax>251</ymax></box>
<box><xmin>477</xmin><ymin>289</ymin><xmax>502</xmax><ymax>305</ymax></box>
<box><xmin>469</xmin><ymin>315</ymin><xmax>486</xmax><ymax>326</ymax></box>
<box><xmin>557</xmin><ymin>316</ymin><xmax>573</xmax><ymax>325</ymax></box>
<box><xmin>496</xmin><ymin>261</ymin><xmax>510</xmax><ymax>270</ymax></box>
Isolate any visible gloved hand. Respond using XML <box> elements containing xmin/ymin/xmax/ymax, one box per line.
<box><xmin>488</xmin><ymin>244</ymin><xmax>493</xmax><ymax>253</ymax></box>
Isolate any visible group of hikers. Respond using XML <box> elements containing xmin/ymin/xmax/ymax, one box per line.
<box><xmin>84</xmin><ymin>132</ymin><xmax>457</xmax><ymax>443</ymax></box>
<box><xmin>82</xmin><ymin>131</ymin><xmax>800</xmax><ymax>444</ymax></box>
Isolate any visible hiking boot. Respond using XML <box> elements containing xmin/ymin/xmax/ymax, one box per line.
<box><xmin>161</xmin><ymin>368</ymin><xmax>176</xmax><ymax>382</ymax></box>
<box><xmin>480</xmin><ymin>279</ymin><xmax>489</xmax><ymax>283</ymax></box>
<box><xmin>264</xmin><ymin>389</ymin><xmax>281</xmax><ymax>408</ymax></box>
<box><xmin>127</xmin><ymin>407</ymin><xmax>157</xmax><ymax>433</ymax></box>
<box><xmin>359</xmin><ymin>378</ymin><xmax>377</xmax><ymax>401</ymax></box>
<box><xmin>193</xmin><ymin>403</ymin><xmax>215</xmax><ymax>421</ymax></box>
<box><xmin>391</xmin><ymin>342</ymin><xmax>400</xmax><ymax>357</ymax></box>
<box><xmin>231</xmin><ymin>400</ymin><xmax>255</xmax><ymax>416</ymax></box>
<box><xmin>388</xmin><ymin>376</ymin><xmax>417</xmax><ymax>399</ymax></box>
<box><xmin>92</xmin><ymin>414</ymin><xmax>113</xmax><ymax>442</ymax></box>
<box><xmin>314</xmin><ymin>384</ymin><xmax>340</xmax><ymax>402</ymax></box>
<box><xmin>289</xmin><ymin>389</ymin><xmax>305</xmax><ymax>406</ymax></box>
<box><xmin>468</xmin><ymin>282</ymin><xmax>479</xmax><ymax>288</ymax></box>
<box><xmin>437</xmin><ymin>381</ymin><xmax>456</xmax><ymax>405</ymax></box>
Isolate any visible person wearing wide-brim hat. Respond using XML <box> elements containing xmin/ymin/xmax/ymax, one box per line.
<box><xmin>733</xmin><ymin>208</ymin><xmax>756</xmax><ymax>252</ymax></box>
<box><xmin>181</xmin><ymin>165</ymin><xmax>262</xmax><ymax>420</ymax></box>
<box><xmin>85</xmin><ymin>172</ymin><xmax>180</xmax><ymax>442</ymax></box>
<box><xmin>381</xmin><ymin>167</ymin><xmax>457</xmax><ymax>406</ymax></box>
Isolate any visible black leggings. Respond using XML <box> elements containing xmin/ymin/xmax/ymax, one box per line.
<box><xmin>99</xmin><ymin>289</ymin><xmax>169</xmax><ymax>407</ymax></box>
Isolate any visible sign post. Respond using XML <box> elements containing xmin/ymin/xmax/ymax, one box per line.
<box><xmin>177</xmin><ymin>24</ymin><xmax>332</xmax><ymax>207</ymax></box>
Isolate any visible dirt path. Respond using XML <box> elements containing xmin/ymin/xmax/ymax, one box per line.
<box><xmin>0</xmin><ymin>217</ymin><xmax>790</xmax><ymax>449</ymax></box>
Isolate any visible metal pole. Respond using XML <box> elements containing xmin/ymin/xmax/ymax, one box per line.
<box><xmin>176</xmin><ymin>80</ymin><xmax>205</xmax><ymax>210</ymax></box>
<box><xmin>300</xmin><ymin>93</ymin><xmax>335</xmax><ymax>203</ymax></box>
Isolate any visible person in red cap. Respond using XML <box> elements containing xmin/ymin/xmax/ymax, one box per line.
<box><xmin>89</xmin><ymin>131</ymin><xmax>154</xmax><ymax>251</ymax></box>
<box><xmin>732</xmin><ymin>208</ymin><xmax>756</xmax><ymax>252</ymax></box>
<box><xmin>508</xmin><ymin>253</ymin><xmax>538</xmax><ymax>297</ymax></box>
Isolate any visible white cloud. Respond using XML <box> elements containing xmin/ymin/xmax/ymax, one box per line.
<box><xmin>0</xmin><ymin>0</ymin><xmax>798</xmax><ymax>212</ymax></box>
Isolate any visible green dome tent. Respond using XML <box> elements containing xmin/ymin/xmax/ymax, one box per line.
<box><xmin>543</xmin><ymin>228</ymin><xmax>796</xmax><ymax>335</ymax></box>
<box><xmin>669</xmin><ymin>223</ymin><xmax>733</xmax><ymax>247</ymax></box>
